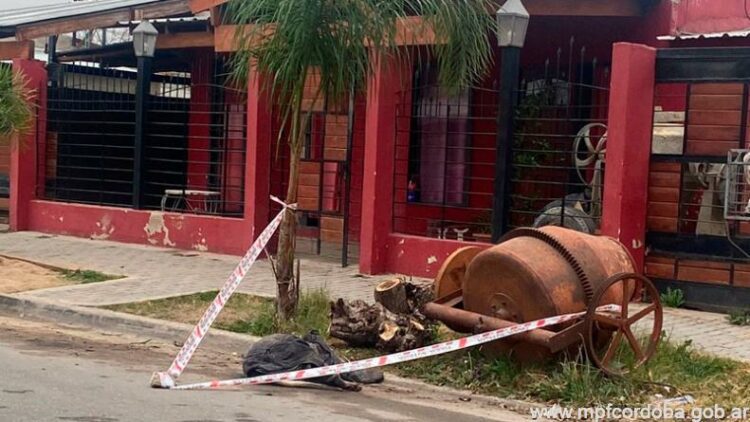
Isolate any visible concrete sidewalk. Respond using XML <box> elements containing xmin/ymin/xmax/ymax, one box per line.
<box><xmin>1</xmin><ymin>230</ymin><xmax>750</xmax><ymax>363</ymax></box>
<box><xmin>0</xmin><ymin>231</ymin><xmax>382</xmax><ymax>306</ymax></box>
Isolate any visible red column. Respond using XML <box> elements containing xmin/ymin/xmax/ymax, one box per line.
<box><xmin>186</xmin><ymin>50</ymin><xmax>213</xmax><ymax>190</ymax></box>
<box><xmin>10</xmin><ymin>59</ymin><xmax>46</xmax><ymax>231</ymax></box>
<box><xmin>244</xmin><ymin>68</ymin><xmax>272</xmax><ymax>243</ymax></box>
<box><xmin>359</xmin><ymin>54</ymin><xmax>410</xmax><ymax>274</ymax></box>
<box><xmin>601</xmin><ymin>43</ymin><xmax>656</xmax><ymax>272</ymax></box>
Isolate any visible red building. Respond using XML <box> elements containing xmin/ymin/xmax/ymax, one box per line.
<box><xmin>2</xmin><ymin>0</ymin><xmax>750</xmax><ymax>310</ymax></box>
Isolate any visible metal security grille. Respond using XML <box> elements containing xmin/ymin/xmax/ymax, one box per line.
<box><xmin>645</xmin><ymin>48</ymin><xmax>750</xmax><ymax>310</ymax></box>
<box><xmin>42</xmin><ymin>56</ymin><xmax>246</xmax><ymax>217</ymax></box>
<box><xmin>269</xmin><ymin>93</ymin><xmax>364</xmax><ymax>266</ymax></box>
<box><xmin>393</xmin><ymin>64</ymin><xmax>497</xmax><ymax>242</ymax></box>
<box><xmin>44</xmin><ymin>63</ymin><xmax>137</xmax><ymax>207</ymax></box>
<box><xmin>510</xmin><ymin>39</ymin><xmax>610</xmax><ymax>234</ymax></box>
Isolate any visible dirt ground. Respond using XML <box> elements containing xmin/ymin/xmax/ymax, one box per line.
<box><xmin>0</xmin><ymin>256</ymin><xmax>73</xmax><ymax>294</ymax></box>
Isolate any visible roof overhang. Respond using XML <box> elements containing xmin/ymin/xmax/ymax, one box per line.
<box><xmin>192</xmin><ymin>0</ymin><xmax>651</xmax><ymax>17</ymax></box>
<box><xmin>0</xmin><ymin>0</ymin><xmax>193</xmax><ymax>40</ymax></box>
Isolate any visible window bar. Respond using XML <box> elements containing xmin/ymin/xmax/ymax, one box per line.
<box><xmin>342</xmin><ymin>85</ymin><xmax>355</xmax><ymax>267</ymax></box>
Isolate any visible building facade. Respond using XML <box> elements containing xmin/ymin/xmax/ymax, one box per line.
<box><xmin>3</xmin><ymin>0</ymin><xmax>750</xmax><ymax>310</ymax></box>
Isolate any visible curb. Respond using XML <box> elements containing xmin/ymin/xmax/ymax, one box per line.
<box><xmin>0</xmin><ymin>293</ymin><xmax>539</xmax><ymax>415</ymax></box>
<box><xmin>0</xmin><ymin>293</ymin><xmax>257</xmax><ymax>352</ymax></box>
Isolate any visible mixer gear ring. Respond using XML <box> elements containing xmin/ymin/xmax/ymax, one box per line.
<box><xmin>499</xmin><ymin>228</ymin><xmax>595</xmax><ymax>304</ymax></box>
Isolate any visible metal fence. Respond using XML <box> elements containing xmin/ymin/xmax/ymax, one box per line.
<box><xmin>393</xmin><ymin>66</ymin><xmax>497</xmax><ymax>242</ymax></box>
<box><xmin>646</xmin><ymin>76</ymin><xmax>750</xmax><ymax>310</ymax></box>
<box><xmin>44</xmin><ymin>62</ymin><xmax>137</xmax><ymax>207</ymax></box>
<box><xmin>42</xmin><ymin>56</ymin><xmax>246</xmax><ymax>217</ymax></box>
<box><xmin>648</xmin><ymin>82</ymin><xmax>750</xmax><ymax>257</ymax></box>
<box><xmin>509</xmin><ymin>40</ymin><xmax>610</xmax><ymax>234</ymax></box>
<box><xmin>393</xmin><ymin>40</ymin><xmax>609</xmax><ymax>242</ymax></box>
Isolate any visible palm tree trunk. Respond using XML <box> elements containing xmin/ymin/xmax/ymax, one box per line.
<box><xmin>275</xmin><ymin>103</ymin><xmax>309</xmax><ymax>320</ymax></box>
<box><xmin>276</xmin><ymin>140</ymin><xmax>302</xmax><ymax>319</ymax></box>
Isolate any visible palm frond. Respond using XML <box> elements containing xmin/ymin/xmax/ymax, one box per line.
<box><xmin>0</xmin><ymin>64</ymin><xmax>33</xmax><ymax>143</ymax></box>
<box><xmin>227</xmin><ymin>0</ymin><xmax>497</xmax><ymax>117</ymax></box>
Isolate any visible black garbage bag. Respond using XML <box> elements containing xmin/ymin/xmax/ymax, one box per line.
<box><xmin>242</xmin><ymin>331</ymin><xmax>384</xmax><ymax>391</ymax></box>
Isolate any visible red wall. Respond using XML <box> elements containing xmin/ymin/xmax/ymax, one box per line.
<box><xmin>672</xmin><ymin>0</ymin><xmax>750</xmax><ymax>35</ymax></box>
<box><xmin>386</xmin><ymin>234</ymin><xmax>488</xmax><ymax>278</ymax></box>
<box><xmin>28</xmin><ymin>200</ymin><xmax>252</xmax><ymax>255</ymax></box>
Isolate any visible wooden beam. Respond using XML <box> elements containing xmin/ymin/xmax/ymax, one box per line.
<box><xmin>524</xmin><ymin>0</ymin><xmax>642</xmax><ymax>16</ymax></box>
<box><xmin>17</xmin><ymin>10</ymin><xmax>131</xmax><ymax>41</ymax></box>
<box><xmin>189</xmin><ymin>0</ymin><xmax>228</xmax><ymax>13</ymax></box>
<box><xmin>156</xmin><ymin>31</ymin><xmax>214</xmax><ymax>49</ymax></box>
<box><xmin>133</xmin><ymin>0</ymin><xmax>191</xmax><ymax>20</ymax></box>
<box><xmin>16</xmin><ymin>0</ymin><xmax>191</xmax><ymax>41</ymax></box>
<box><xmin>394</xmin><ymin>16</ymin><xmax>437</xmax><ymax>45</ymax></box>
<box><xmin>215</xmin><ymin>16</ymin><xmax>436</xmax><ymax>53</ymax></box>
<box><xmin>0</xmin><ymin>41</ymin><xmax>34</xmax><ymax>60</ymax></box>
<box><xmin>214</xmin><ymin>25</ymin><xmax>237</xmax><ymax>53</ymax></box>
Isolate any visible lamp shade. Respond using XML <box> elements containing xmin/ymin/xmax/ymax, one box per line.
<box><xmin>496</xmin><ymin>0</ymin><xmax>530</xmax><ymax>48</ymax></box>
<box><xmin>133</xmin><ymin>21</ymin><xmax>159</xmax><ymax>58</ymax></box>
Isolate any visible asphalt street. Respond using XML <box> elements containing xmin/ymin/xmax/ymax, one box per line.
<box><xmin>0</xmin><ymin>317</ymin><xmax>530</xmax><ymax>422</ymax></box>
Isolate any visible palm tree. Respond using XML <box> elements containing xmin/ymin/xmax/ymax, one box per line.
<box><xmin>227</xmin><ymin>0</ymin><xmax>498</xmax><ymax>319</ymax></box>
<box><xmin>0</xmin><ymin>64</ymin><xmax>33</xmax><ymax>143</ymax></box>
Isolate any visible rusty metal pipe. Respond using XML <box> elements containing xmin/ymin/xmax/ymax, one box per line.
<box><xmin>423</xmin><ymin>302</ymin><xmax>556</xmax><ymax>349</ymax></box>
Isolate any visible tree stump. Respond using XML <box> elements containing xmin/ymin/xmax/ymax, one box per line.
<box><xmin>374</xmin><ymin>278</ymin><xmax>410</xmax><ymax>314</ymax></box>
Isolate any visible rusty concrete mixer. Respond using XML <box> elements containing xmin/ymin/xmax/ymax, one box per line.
<box><xmin>423</xmin><ymin>226</ymin><xmax>663</xmax><ymax>376</ymax></box>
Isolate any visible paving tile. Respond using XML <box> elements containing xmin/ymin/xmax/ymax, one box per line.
<box><xmin>1</xmin><ymin>230</ymin><xmax>749</xmax><ymax>362</ymax></box>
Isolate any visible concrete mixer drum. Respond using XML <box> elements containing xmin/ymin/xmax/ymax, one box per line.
<box><xmin>425</xmin><ymin>226</ymin><xmax>663</xmax><ymax>377</ymax></box>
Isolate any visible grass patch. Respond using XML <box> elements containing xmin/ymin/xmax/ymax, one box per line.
<box><xmin>60</xmin><ymin>269</ymin><xmax>121</xmax><ymax>284</ymax></box>
<box><xmin>727</xmin><ymin>310</ymin><xmax>750</xmax><ymax>326</ymax></box>
<box><xmin>104</xmin><ymin>288</ymin><xmax>330</xmax><ymax>337</ymax></box>
<box><xmin>341</xmin><ymin>336</ymin><xmax>749</xmax><ymax>407</ymax></box>
<box><xmin>104</xmin><ymin>290</ymin><xmax>749</xmax><ymax>407</ymax></box>
<box><xmin>660</xmin><ymin>287</ymin><xmax>685</xmax><ymax>308</ymax></box>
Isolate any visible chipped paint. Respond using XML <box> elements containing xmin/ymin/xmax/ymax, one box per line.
<box><xmin>144</xmin><ymin>212</ymin><xmax>176</xmax><ymax>247</ymax></box>
<box><xmin>192</xmin><ymin>228</ymin><xmax>208</xmax><ymax>252</ymax></box>
<box><xmin>632</xmin><ymin>239</ymin><xmax>643</xmax><ymax>249</ymax></box>
<box><xmin>91</xmin><ymin>214</ymin><xmax>115</xmax><ymax>240</ymax></box>
<box><xmin>427</xmin><ymin>255</ymin><xmax>437</xmax><ymax>265</ymax></box>
<box><xmin>171</xmin><ymin>214</ymin><xmax>185</xmax><ymax>230</ymax></box>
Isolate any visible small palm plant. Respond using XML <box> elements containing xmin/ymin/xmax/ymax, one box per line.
<box><xmin>227</xmin><ymin>0</ymin><xmax>497</xmax><ymax>319</ymax></box>
<box><xmin>0</xmin><ymin>64</ymin><xmax>33</xmax><ymax>143</ymax></box>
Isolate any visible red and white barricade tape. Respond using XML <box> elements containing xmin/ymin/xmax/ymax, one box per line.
<box><xmin>151</xmin><ymin>196</ymin><xmax>296</xmax><ymax>389</ymax></box>
<box><xmin>170</xmin><ymin>304</ymin><xmax>621</xmax><ymax>390</ymax></box>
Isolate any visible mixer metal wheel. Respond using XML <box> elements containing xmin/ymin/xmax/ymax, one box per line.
<box><xmin>434</xmin><ymin>246</ymin><xmax>482</xmax><ymax>299</ymax></box>
<box><xmin>584</xmin><ymin>272</ymin><xmax>663</xmax><ymax>377</ymax></box>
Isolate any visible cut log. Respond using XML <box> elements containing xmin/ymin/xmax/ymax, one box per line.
<box><xmin>404</xmin><ymin>281</ymin><xmax>435</xmax><ymax>312</ymax></box>
<box><xmin>374</xmin><ymin>278</ymin><xmax>410</xmax><ymax>314</ymax></box>
<box><xmin>330</xmin><ymin>298</ymin><xmax>431</xmax><ymax>352</ymax></box>
<box><xmin>329</xmin><ymin>299</ymin><xmax>383</xmax><ymax>347</ymax></box>
<box><xmin>377</xmin><ymin>317</ymin><xmax>427</xmax><ymax>353</ymax></box>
